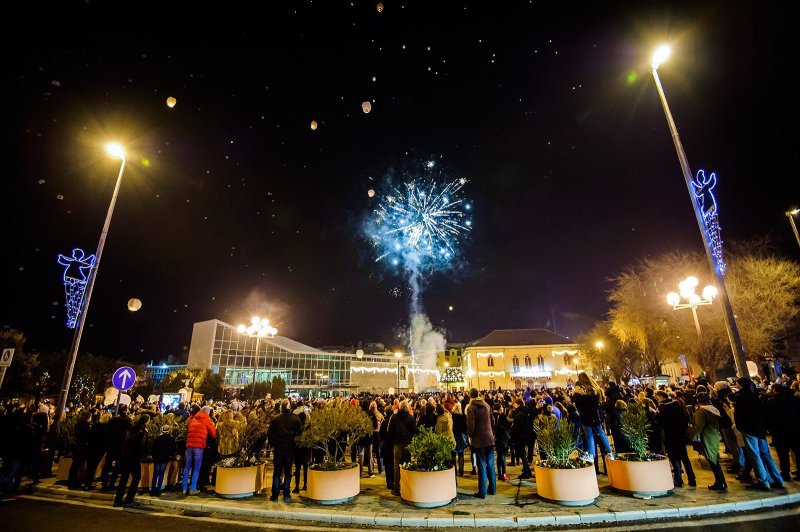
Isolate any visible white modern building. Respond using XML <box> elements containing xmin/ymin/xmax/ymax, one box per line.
<box><xmin>187</xmin><ymin>319</ymin><xmax>412</xmax><ymax>397</ymax></box>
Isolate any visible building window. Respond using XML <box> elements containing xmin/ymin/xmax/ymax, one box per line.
<box><xmin>537</xmin><ymin>356</ymin><xmax>545</xmax><ymax>372</ymax></box>
<box><xmin>512</xmin><ymin>356</ymin><xmax>520</xmax><ymax>372</ymax></box>
<box><xmin>524</xmin><ymin>356</ymin><xmax>532</xmax><ymax>369</ymax></box>
<box><xmin>489</xmin><ymin>379</ymin><xmax>496</xmax><ymax>390</ymax></box>
<box><xmin>487</xmin><ymin>356</ymin><xmax>494</xmax><ymax>367</ymax></box>
<box><xmin>564</xmin><ymin>354</ymin><xmax>571</xmax><ymax>366</ymax></box>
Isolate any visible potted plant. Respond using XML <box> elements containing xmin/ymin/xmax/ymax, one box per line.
<box><xmin>295</xmin><ymin>402</ymin><xmax>372</xmax><ymax>504</ymax></box>
<box><xmin>605</xmin><ymin>403</ymin><xmax>673</xmax><ymax>498</ymax></box>
<box><xmin>399</xmin><ymin>427</ymin><xmax>457</xmax><ymax>507</ymax></box>
<box><xmin>533</xmin><ymin>418</ymin><xmax>599</xmax><ymax>506</ymax></box>
<box><xmin>55</xmin><ymin>415</ymin><xmax>78</xmax><ymax>483</ymax></box>
<box><xmin>215</xmin><ymin>410</ymin><xmax>270</xmax><ymax>498</ymax></box>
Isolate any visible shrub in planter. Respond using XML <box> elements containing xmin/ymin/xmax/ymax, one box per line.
<box><xmin>399</xmin><ymin>426</ymin><xmax>456</xmax><ymax>507</ymax></box>
<box><xmin>605</xmin><ymin>403</ymin><xmax>673</xmax><ymax>497</ymax></box>
<box><xmin>214</xmin><ymin>410</ymin><xmax>270</xmax><ymax>498</ymax></box>
<box><xmin>295</xmin><ymin>403</ymin><xmax>372</xmax><ymax>503</ymax></box>
<box><xmin>533</xmin><ymin>418</ymin><xmax>598</xmax><ymax>506</ymax></box>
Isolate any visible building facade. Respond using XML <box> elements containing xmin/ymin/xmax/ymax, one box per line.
<box><xmin>187</xmin><ymin>319</ymin><xmax>412</xmax><ymax>397</ymax></box>
<box><xmin>145</xmin><ymin>363</ymin><xmax>188</xmax><ymax>388</ymax></box>
<box><xmin>463</xmin><ymin>329</ymin><xmax>582</xmax><ymax>390</ymax></box>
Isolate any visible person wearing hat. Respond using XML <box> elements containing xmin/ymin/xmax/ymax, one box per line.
<box><xmin>151</xmin><ymin>424</ymin><xmax>177</xmax><ymax>496</ymax></box>
<box><xmin>689</xmin><ymin>393</ymin><xmax>727</xmax><ymax>491</ymax></box>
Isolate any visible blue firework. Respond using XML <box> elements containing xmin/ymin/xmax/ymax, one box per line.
<box><xmin>367</xmin><ymin>166</ymin><xmax>472</xmax><ymax>272</ymax></box>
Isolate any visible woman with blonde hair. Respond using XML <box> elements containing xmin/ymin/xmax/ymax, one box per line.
<box><xmin>572</xmin><ymin>372</ymin><xmax>612</xmax><ymax>459</ymax></box>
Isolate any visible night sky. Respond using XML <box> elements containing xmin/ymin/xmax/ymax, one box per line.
<box><xmin>2</xmin><ymin>1</ymin><xmax>798</xmax><ymax>363</ymax></box>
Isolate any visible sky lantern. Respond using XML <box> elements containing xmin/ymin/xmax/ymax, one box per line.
<box><xmin>362</xmin><ymin>101</ymin><xmax>372</xmax><ymax>114</ymax></box>
<box><xmin>127</xmin><ymin>298</ymin><xmax>142</xmax><ymax>312</ymax></box>
<box><xmin>310</xmin><ymin>120</ymin><xmax>318</xmax><ymax>130</ymax></box>
<box><xmin>166</xmin><ymin>96</ymin><xmax>176</xmax><ymax>108</ymax></box>
<box><xmin>376</xmin><ymin>3</ymin><xmax>384</xmax><ymax>13</ymax></box>
<box><xmin>368</xmin><ymin>189</ymin><xmax>375</xmax><ymax>198</ymax></box>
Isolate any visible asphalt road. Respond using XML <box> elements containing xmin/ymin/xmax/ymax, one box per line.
<box><xmin>2</xmin><ymin>497</ymin><xmax>799</xmax><ymax>531</ymax></box>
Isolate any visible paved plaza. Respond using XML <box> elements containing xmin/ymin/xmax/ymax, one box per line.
<box><xmin>31</xmin><ymin>451</ymin><xmax>800</xmax><ymax>528</ymax></box>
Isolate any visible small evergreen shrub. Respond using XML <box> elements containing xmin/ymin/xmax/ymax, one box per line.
<box><xmin>619</xmin><ymin>403</ymin><xmax>659</xmax><ymax>461</ymax></box>
<box><xmin>403</xmin><ymin>426</ymin><xmax>455</xmax><ymax>472</ymax></box>
<box><xmin>534</xmin><ymin>418</ymin><xmax>590</xmax><ymax>469</ymax></box>
<box><xmin>295</xmin><ymin>402</ymin><xmax>372</xmax><ymax>471</ymax></box>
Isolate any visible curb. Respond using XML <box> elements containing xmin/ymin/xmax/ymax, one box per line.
<box><xmin>33</xmin><ymin>485</ymin><xmax>800</xmax><ymax>527</ymax></box>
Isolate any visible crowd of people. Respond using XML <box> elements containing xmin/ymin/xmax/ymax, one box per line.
<box><xmin>1</xmin><ymin>371</ymin><xmax>799</xmax><ymax>505</ymax></box>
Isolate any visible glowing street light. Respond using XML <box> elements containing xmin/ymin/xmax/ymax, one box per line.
<box><xmin>667</xmin><ymin>276</ymin><xmax>717</xmax><ymax>340</ymax></box>
<box><xmin>786</xmin><ymin>209</ymin><xmax>800</xmax><ymax>249</ymax></box>
<box><xmin>649</xmin><ymin>44</ymin><xmax>748</xmax><ymax>378</ymax></box>
<box><xmin>237</xmin><ymin>316</ymin><xmax>277</xmax><ymax>394</ymax></box>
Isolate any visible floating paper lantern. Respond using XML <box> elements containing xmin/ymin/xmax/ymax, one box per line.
<box><xmin>368</xmin><ymin>189</ymin><xmax>375</xmax><ymax>198</ymax></box>
<box><xmin>127</xmin><ymin>298</ymin><xmax>142</xmax><ymax>312</ymax></box>
<box><xmin>376</xmin><ymin>2</ymin><xmax>384</xmax><ymax>13</ymax></box>
<box><xmin>310</xmin><ymin>120</ymin><xmax>318</xmax><ymax>130</ymax></box>
<box><xmin>362</xmin><ymin>101</ymin><xmax>372</xmax><ymax>114</ymax></box>
<box><xmin>166</xmin><ymin>96</ymin><xmax>177</xmax><ymax>108</ymax></box>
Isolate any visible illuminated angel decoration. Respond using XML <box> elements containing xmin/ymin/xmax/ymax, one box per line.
<box><xmin>58</xmin><ymin>248</ymin><xmax>96</xmax><ymax>328</ymax></box>
<box><xmin>692</xmin><ymin>169</ymin><xmax>725</xmax><ymax>275</ymax></box>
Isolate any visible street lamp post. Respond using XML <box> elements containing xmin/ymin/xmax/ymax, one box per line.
<box><xmin>786</xmin><ymin>209</ymin><xmax>800</xmax><ymax>249</ymax></box>
<box><xmin>52</xmin><ymin>143</ymin><xmax>126</xmax><ymax>439</ymax></box>
<box><xmin>667</xmin><ymin>276</ymin><xmax>717</xmax><ymax>341</ymax></box>
<box><xmin>595</xmin><ymin>341</ymin><xmax>605</xmax><ymax>380</ymax></box>
<box><xmin>395</xmin><ymin>352</ymin><xmax>403</xmax><ymax>393</ymax></box>
<box><xmin>650</xmin><ymin>45</ymin><xmax>749</xmax><ymax>378</ymax></box>
<box><xmin>237</xmin><ymin>316</ymin><xmax>277</xmax><ymax>399</ymax></box>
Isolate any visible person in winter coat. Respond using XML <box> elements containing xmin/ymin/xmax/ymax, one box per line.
<box><xmin>689</xmin><ymin>393</ymin><xmax>726</xmax><ymax>491</ymax></box>
<box><xmin>766</xmin><ymin>385</ymin><xmax>800</xmax><ymax>481</ymax></box>
<box><xmin>655</xmin><ymin>390</ymin><xmax>696</xmax><ymax>487</ymax></box>
<box><xmin>114</xmin><ymin>414</ymin><xmax>150</xmax><ymax>507</ymax></box>
<box><xmin>293</xmin><ymin>411</ymin><xmax>311</xmax><ymax>493</ymax></box>
<box><xmin>182</xmin><ymin>405</ymin><xmax>217</xmax><ymax>496</ymax></box>
<box><xmin>151</xmin><ymin>425</ymin><xmax>176</xmax><ymax>496</ymax></box>
<box><xmin>466</xmin><ymin>388</ymin><xmax>495</xmax><ymax>499</ymax></box>
<box><xmin>387</xmin><ymin>400</ymin><xmax>416</xmax><ymax>496</ymax></box>
<box><xmin>418</xmin><ymin>403</ymin><xmax>438</xmax><ymax>430</ymax></box>
<box><xmin>510</xmin><ymin>399</ymin><xmax>533</xmax><ymax>479</ymax></box>
<box><xmin>572</xmin><ymin>372</ymin><xmax>612</xmax><ymax>459</ymax></box>
<box><xmin>102</xmin><ymin>404</ymin><xmax>132</xmax><ymax>490</ymax></box>
<box><xmin>379</xmin><ymin>407</ymin><xmax>395</xmax><ymax>489</ymax></box>
<box><xmin>267</xmin><ymin>399</ymin><xmax>301</xmax><ymax>502</ymax></box>
<box><xmin>370</xmin><ymin>401</ymin><xmax>384</xmax><ymax>474</ymax></box>
<box><xmin>67</xmin><ymin>410</ymin><xmax>92</xmax><ymax>489</ymax></box>
<box><xmin>733</xmin><ymin>378</ymin><xmax>785</xmax><ymax>490</ymax></box>
<box><xmin>451</xmin><ymin>402</ymin><xmax>468</xmax><ymax>476</ymax></box>
<box><xmin>492</xmin><ymin>403</ymin><xmax>512</xmax><ymax>481</ymax></box>
<box><xmin>216</xmin><ymin>410</ymin><xmax>244</xmax><ymax>457</ymax></box>
<box><xmin>83</xmin><ymin>412</ymin><xmax>108</xmax><ymax>490</ymax></box>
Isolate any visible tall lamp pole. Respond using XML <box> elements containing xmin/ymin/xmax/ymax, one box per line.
<box><xmin>786</xmin><ymin>209</ymin><xmax>800</xmax><ymax>249</ymax></box>
<box><xmin>395</xmin><ymin>352</ymin><xmax>402</xmax><ymax>393</ymax></box>
<box><xmin>237</xmin><ymin>316</ymin><xmax>277</xmax><ymax>399</ymax></box>
<box><xmin>52</xmin><ymin>143</ymin><xmax>126</xmax><ymax>439</ymax></box>
<box><xmin>650</xmin><ymin>45</ymin><xmax>748</xmax><ymax>378</ymax></box>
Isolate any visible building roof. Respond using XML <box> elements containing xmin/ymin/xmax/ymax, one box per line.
<box><xmin>264</xmin><ymin>335</ymin><xmax>324</xmax><ymax>354</ymax></box>
<box><xmin>468</xmin><ymin>329</ymin><xmax>574</xmax><ymax>348</ymax></box>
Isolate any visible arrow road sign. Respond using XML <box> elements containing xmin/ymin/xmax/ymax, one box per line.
<box><xmin>112</xmin><ymin>366</ymin><xmax>137</xmax><ymax>391</ymax></box>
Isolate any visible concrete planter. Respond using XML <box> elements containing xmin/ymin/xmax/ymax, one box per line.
<box><xmin>399</xmin><ymin>467</ymin><xmax>457</xmax><ymax>508</ymax></box>
<box><xmin>215</xmin><ymin>465</ymin><xmax>260</xmax><ymax>498</ymax></box>
<box><xmin>55</xmin><ymin>457</ymin><xmax>73</xmax><ymax>482</ymax></box>
<box><xmin>306</xmin><ymin>465</ymin><xmax>360</xmax><ymax>504</ymax></box>
<box><xmin>605</xmin><ymin>454</ymin><xmax>674</xmax><ymax>498</ymax></box>
<box><xmin>139</xmin><ymin>460</ymin><xmax>180</xmax><ymax>490</ymax></box>
<box><xmin>533</xmin><ymin>462</ymin><xmax>599</xmax><ymax>506</ymax></box>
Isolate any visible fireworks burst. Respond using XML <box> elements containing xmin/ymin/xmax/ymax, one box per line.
<box><xmin>367</xmin><ymin>172</ymin><xmax>472</xmax><ymax>272</ymax></box>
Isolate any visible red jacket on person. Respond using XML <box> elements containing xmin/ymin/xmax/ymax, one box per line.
<box><xmin>186</xmin><ymin>411</ymin><xmax>217</xmax><ymax>449</ymax></box>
